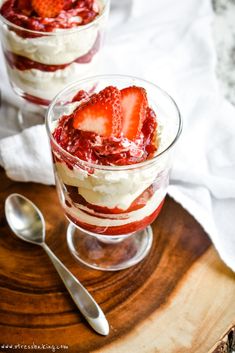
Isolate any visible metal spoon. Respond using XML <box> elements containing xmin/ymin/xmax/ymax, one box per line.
<box><xmin>5</xmin><ymin>193</ymin><xmax>109</xmax><ymax>336</ymax></box>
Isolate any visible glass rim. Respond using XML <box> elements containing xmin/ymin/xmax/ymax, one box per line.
<box><xmin>0</xmin><ymin>0</ymin><xmax>109</xmax><ymax>36</ymax></box>
<box><xmin>46</xmin><ymin>74</ymin><xmax>182</xmax><ymax>171</ymax></box>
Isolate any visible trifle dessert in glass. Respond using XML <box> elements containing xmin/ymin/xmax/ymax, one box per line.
<box><xmin>0</xmin><ymin>0</ymin><xmax>109</xmax><ymax>125</ymax></box>
<box><xmin>46</xmin><ymin>75</ymin><xmax>182</xmax><ymax>271</ymax></box>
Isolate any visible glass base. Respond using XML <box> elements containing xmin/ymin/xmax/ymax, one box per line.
<box><xmin>17</xmin><ymin>102</ymin><xmax>46</xmax><ymax>130</ymax></box>
<box><xmin>67</xmin><ymin>223</ymin><xmax>153</xmax><ymax>271</ymax></box>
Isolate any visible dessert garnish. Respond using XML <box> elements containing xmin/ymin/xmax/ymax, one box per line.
<box><xmin>73</xmin><ymin>86</ymin><xmax>123</xmax><ymax>138</ymax></box>
<box><xmin>31</xmin><ymin>0</ymin><xmax>64</xmax><ymax>18</ymax></box>
<box><xmin>53</xmin><ymin>85</ymin><xmax>158</xmax><ymax>166</ymax></box>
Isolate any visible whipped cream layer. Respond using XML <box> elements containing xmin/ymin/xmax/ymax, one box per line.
<box><xmin>2</xmin><ymin>26</ymin><xmax>98</xmax><ymax>65</ymax></box>
<box><xmin>7</xmin><ymin>56</ymin><xmax>100</xmax><ymax>100</ymax></box>
<box><xmin>64</xmin><ymin>187</ymin><xmax>166</xmax><ymax>227</ymax></box>
<box><xmin>54</xmin><ymin>156</ymin><xmax>168</xmax><ymax>210</ymax></box>
<box><xmin>1</xmin><ymin>0</ymin><xmax>105</xmax><ymax>65</ymax></box>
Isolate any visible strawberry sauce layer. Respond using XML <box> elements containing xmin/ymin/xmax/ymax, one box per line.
<box><xmin>65</xmin><ymin>184</ymin><xmax>155</xmax><ymax>214</ymax></box>
<box><xmin>4</xmin><ymin>33</ymin><xmax>100</xmax><ymax>71</ymax></box>
<box><xmin>23</xmin><ymin>93</ymin><xmax>50</xmax><ymax>106</ymax></box>
<box><xmin>1</xmin><ymin>0</ymin><xmax>100</xmax><ymax>34</ymax></box>
<box><xmin>53</xmin><ymin>86</ymin><xmax>158</xmax><ymax>166</ymax></box>
<box><xmin>65</xmin><ymin>199</ymin><xmax>165</xmax><ymax>235</ymax></box>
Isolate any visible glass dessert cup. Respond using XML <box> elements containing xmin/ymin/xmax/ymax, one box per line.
<box><xmin>46</xmin><ymin>75</ymin><xmax>182</xmax><ymax>271</ymax></box>
<box><xmin>0</xmin><ymin>0</ymin><xmax>109</xmax><ymax>128</ymax></box>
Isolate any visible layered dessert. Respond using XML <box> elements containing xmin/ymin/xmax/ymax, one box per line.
<box><xmin>0</xmin><ymin>0</ymin><xmax>108</xmax><ymax>105</ymax></box>
<box><xmin>51</xmin><ymin>85</ymin><xmax>168</xmax><ymax>235</ymax></box>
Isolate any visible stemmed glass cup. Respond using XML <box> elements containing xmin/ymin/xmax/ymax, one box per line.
<box><xmin>46</xmin><ymin>74</ymin><xmax>182</xmax><ymax>271</ymax></box>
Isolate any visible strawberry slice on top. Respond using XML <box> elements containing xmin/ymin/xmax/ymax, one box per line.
<box><xmin>120</xmin><ymin>86</ymin><xmax>147</xmax><ymax>141</ymax></box>
<box><xmin>32</xmin><ymin>0</ymin><xmax>64</xmax><ymax>18</ymax></box>
<box><xmin>73</xmin><ymin>86</ymin><xmax>123</xmax><ymax>138</ymax></box>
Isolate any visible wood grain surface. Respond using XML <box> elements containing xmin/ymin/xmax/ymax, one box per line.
<box><xmin>0</xmin><ymin>169</ymin><xmax>234</xmax><ymax>353</ymax></box>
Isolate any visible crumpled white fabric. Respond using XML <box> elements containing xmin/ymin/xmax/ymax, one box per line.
<box><xmin>0</xmin><ymin>0</ymin><xmax>235</xmax><ymax>271</ymax></box>
<box><xmin>0</xmin><ymin>125</ymin><xmax>53</xmax><ymax>184</ymax></box>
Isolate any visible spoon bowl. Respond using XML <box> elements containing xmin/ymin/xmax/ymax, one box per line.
<box><xmin>5</xmin><ymin>193</ymin><xmax>45</xmax><ymax>245</ymax></box>
<box><xmin>4</xmin><ymin>193</ymin><xmax>109</xmax><ymax>336</ymax></box>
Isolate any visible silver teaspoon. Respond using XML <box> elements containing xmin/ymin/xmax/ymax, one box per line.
<box><xmin>5</xmin><ymin>193</ymin><xmax>109</xmax><ymax>336</ymax></box>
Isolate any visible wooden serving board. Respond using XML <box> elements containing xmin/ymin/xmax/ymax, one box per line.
<box><xmin>0</xmin><ymin>169</ymin><xmax>234</xmax><ymax>353</ymax></box>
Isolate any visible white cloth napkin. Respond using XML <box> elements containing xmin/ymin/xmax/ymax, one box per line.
<box><xmin>1</xmin><ymin>0</ymin><xmax>235</xmax><ymax>271</ymax></box>
<box><xmin>0</xmin><ymin>125</ymin><xmax>53</xmax><ymax>184</ymax></box>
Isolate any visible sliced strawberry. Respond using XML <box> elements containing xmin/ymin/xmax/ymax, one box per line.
<box><xmin>32</xmin><ymin>0</ymin><xmax>64</xmax><ymax>18</ymax></box>
<box><xmin>73</xmin><ymin>86</ymin><xmax>123</xmax><ymax>138</ymax></box>
<box><xmin>120</xmin><ymin>86</ymin><xmax>148</xmax><ymax>141</ymax></box>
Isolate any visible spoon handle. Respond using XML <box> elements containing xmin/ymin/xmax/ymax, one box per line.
<box><xmin>42</xmin><ymin>243</ymin><xmax>109</xmax><ymax>336</ymax></box>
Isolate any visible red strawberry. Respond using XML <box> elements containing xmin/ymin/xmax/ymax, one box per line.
<box><xmin>32</xmin><ymin>0</ymin><xmax>64</xmax><ymax>18</ymax></box>
<box><xmin>120</xmin><ymin>86</ymin><xmax>147</xmax><ymax>140</ymax></box>
<box><xmin>73</xmin><ymin>86</ymin><xmax>123</xmax><ymax>138</ymax></box>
